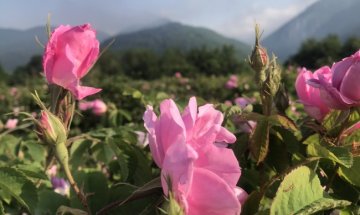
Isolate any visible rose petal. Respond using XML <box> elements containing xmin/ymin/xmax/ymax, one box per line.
<box><xmin>186</xmin><ymin>168</ymin><xmax>241</xmax><ymax>215</ymax></box>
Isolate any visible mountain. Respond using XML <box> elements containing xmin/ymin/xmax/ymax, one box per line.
<box><xmin>103</xmin><ymin>22</ymin><xmax>251</xmax><ymax>58</ymax></box>
<box><xmin>263</xmin><ymin>0</ymin><xmax>360</xmax><ymax>61</ymax></box>
<box><xmin>0</xmin><ymin>27</ymin><xmax>109</xmax><ymax>71</ymax></box>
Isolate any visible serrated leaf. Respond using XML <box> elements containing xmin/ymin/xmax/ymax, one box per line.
<box><xmin>270</xmin><ymin>166</ymin><xmax>324</xmax><ymax>215</ymax></box>
<box><xmin>241</xmin><ymin>112</ymin><xmax>266</xmax><ymax>122</ymax></box>
<box><xmin>250</xmin><ymin>120</ymin><xmax>270</xmax><ymax>164</ymax></box>
<box><xmin>268</xmin><ymin>114</ymin><xmax>297</xmax><ymax>131</ymax></box>
<box><xmin>70</xmin><ymin>171</ymin><xmax>109</xmax><ymax>213</ymax></box>
<box><xmin>0</xmin><ymin>167</ymin><xmax>38</xmax><ymax>213</ymax></box>
<box><xmin>15</xmin><ymin>163</ymin><xmax>48</xmax><ymax>180</ymax></box>
<box><xmin>295</xmin><ymin>198</ymin><xmax>351</xmax><ymax>215</ymax></box>
<box><xmin>307</xmin><ymin>142</ymin><xmax>353</xmax><ymax>168</ymax></box>
<box><xmin>303</xmin><ymin>134</ymin><xmax>320</xmax><ymax>145</ymax></box>
<box><xmin>24</xmin><ymin>141</ymin><xmax>46</xmax><ymax>163</ymax></box>
<box><xmin>225</xmin><ymin>105</ymin><xmax>242</xmax><ymax>117</ymax></box>
<box><xmin>338</xmin><ymin>156</ymin><xmax>360</xmax><ymax>187</ymax></box>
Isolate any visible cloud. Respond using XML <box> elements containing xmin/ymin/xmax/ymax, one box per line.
<box><xmin>215</xmin><ymin>0</ymin><xmax>318</xmax><ymax>43</ymax></box>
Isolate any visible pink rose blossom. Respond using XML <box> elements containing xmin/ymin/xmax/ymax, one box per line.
<box><xmin>175</xmin><ymin>72</ymin><xmax>182</xmax><ymax>79</ymax></box>
<box><xmin>51</xmin><ymin>177</ymin><xmax>70</xmax><ymax>196</ymax></box>
<box><xmin>91</xmin><ymin>99</ymin><xmax>107</xmax><ymax>115</ymax></box>
<box><xmin>79</xmin><ymin>101</ymin><xmax>92</xmax><ymax>111</ymax></box>
<box><xmin>234</xmin><ymin>97</ymin><xmax>254</xmax><ymax>109</ymax></box>
<box><xmin>225</xmin><ymin>75</ymin><xmax>238</xmax><ymax>89</ymax></box>
<box><xmin>43</xmin><ymin>24</ymin><xmax>101</xmax><ymax>100</ymax></box>
<box><xmin>5</xmin><ymin>118</ymin><xmax>18</xmax><ymax>129</ymax></box>
<box><xmin>308</xmin><ymin>50</ymin><xmax>360</xmax><ymax>109</ymax></box>
<box><xmin>296</xmin><ymin>67</ymin><xmax>331</xmax><ymax>121</ymax></box>
<box><xmin>78</xmin><ymin>99</ymin><xmax>107</xmax><ymax>115</ymax></box>
<box><xmin>47</xmin><ymin>165</ymin><xmax>58</xmax><ymax>177</ymax></box>
<box><xmin>144</xmin><ymin>97</ymin><xmax>247</xmax><ymax>214</ymax></box>
<box><xmin>9</xmin><ymin>87</ymin><xmax>18</xmax><ymax>97</ymax></box>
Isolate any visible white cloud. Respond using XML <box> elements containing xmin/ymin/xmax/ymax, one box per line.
<box><xmin>215</xmin><ymin>0</ymin><xmax>318</xmax><ymax>43</ymax></box>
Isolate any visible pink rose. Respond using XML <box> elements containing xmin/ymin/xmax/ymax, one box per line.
<box><xmin>308</xmin><ymin>50</ymin><xmax>360</xmax><ymax>109</ymax></box>
<box><xmin>78</xmin><ymin>99</ymin><xmax>107</xmax><ymax>115</ymax></box>
<box><xmin>78</xmin><ymin>101</ymin><xmax>92</xmax><ymax>111</ymax></box>
<box><xmin>234</xmin><ymin>97</ymin><xmax>254</xmax><ymax>109</ymax></box>
<box><xmin>175</xmin><ymin>72</ymin><xmax>182</xmax><ymax>79</ymax></box>
<box><xmin>91</xmin><ymin>99</ymin><xmax>107</xmax><ymax>116</ymax></box>
<box><xmin>144</xmin><ymin>97</ymin><xmax>247</xmax><ymax>215</ymax></box>
<box><xmin>225</xmin><ymin>75</ymin><xmax>238</xmax><ymax>89</ymax></box>
<box><xmin>5</xmin><ymin>118</ymin><xmax>18</xmax><ymax>129</ymax></box>
<box><xmin>43</xmin><ymin>24</ymin><xmax>101</xmax><ymax>100</ymax></box>
<box><xmin>296</xmin><ymin>67</ymin><xmax>331</xmax><ymax>121</ymax></box>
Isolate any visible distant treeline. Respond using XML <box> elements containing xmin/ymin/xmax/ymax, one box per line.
<box><xmin>286</xmin><ymin>35</ymin><xmax>360</xmax><ymax>69</ymax></box>
<box><xmin>0</xmin><ymin>45</ymin><xmax>251</xmax><ymax>85</ymax></box>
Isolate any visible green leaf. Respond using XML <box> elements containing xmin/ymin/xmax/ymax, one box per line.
<box><xmin>23</xmin><ymin>140</ymin><xmax>46</xmax><ymax>163</ymax></box>
<box><xmin>295</xmin><ymin>198</ymin><xmax>350</xmax><ymax>215</ymax></box>
<box><xmin>250</xmin><ymin>120</ymin><xmax>270</xmax><ymax>164</ymax></box>
<box><xmin>241</xmin><ymin>191</ymin><xmax>262</xmax><ymax>215</ymax></box>
<box><xmin>268</xmin><ymin>114</ymin><xmax>297</xmax><ymax>131</ymax></box>
<box><xmin>338</xmin><ymin>156</ymin><xmax>360</xmax><ymax>187</ymax></box>
<box><xmin>69</xmin><ymin>139</ymin><xmax>92</xmax><ymax>169</ymax></box>
<box><xmin>70</xmin><ymin>171</ymin><xmax>109</xmax><ymax>213</ymax></box>
<box><xmin>270</xmin><ymin>166</ymin><xmax>336</xmax><ymax>215</ymax></box>
<box><xmin>56</xmin><ymin>205</ymin><xmax>87</xmax><ymax>215</ymax></box>
<box><xmin>108</xmin><ymin>139</ymin><xmax>129</xmax><ymax>181</ymax></box>
<box><xmin>103</xmin><ymin>178</ymin><xmax>162</xmax><ymax>215</ymax></box>
<box><xmin>0</xmin><ymin>201</ymin><xmax>4</xmax><ymax>215</ymax></box>
<box><xmin>15</xmin><ymin>163</ymin><xmax>48</xmax><ymax>180</ymax></box>
<box><xmin>35</xmin><ymin>190</ymin><xmax>70</xmax><ymax>215</ymax></box>
<box><xmin>307</xmin><ymin>142</ymin><xmax>353</xmax><ymax>168</ymax></box>
<box><xmin>0</xmin><ymin>167</ymin><xmax>38</xmax><ymax>213</ymax></box>
<box><xmin>0</xmin><ymin>189</ymin><xmax>12</xmax><ymax>204</ymax></box>
<box><xmin>241</xmin><ymin>112</ymin><xmax>266</xmax><ymax>122</ymax></box>
<box><xmin>92</xmin><ymin>140</ymin><xmax>116</xmax><ymax>164</ymax></box>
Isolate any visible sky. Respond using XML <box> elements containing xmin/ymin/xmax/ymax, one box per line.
<box><xmin>0</xmin><ymin>0</ymin><xmax>318</xmax><ymax>43</ymax></box>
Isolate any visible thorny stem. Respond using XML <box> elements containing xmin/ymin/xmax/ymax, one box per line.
<box><xmin>48</xmin><ymin>86</ymin><xmax>91</xmax><ymax>213</ymax></box>
<box><xmin>62</xmin><ymin>157</ymin><xmax>91</xmax><ymax>214</ymax></box>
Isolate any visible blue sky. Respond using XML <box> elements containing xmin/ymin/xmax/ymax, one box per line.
<box><xmin>0</xmin><ymin>0</ymin><xmax>318</xmax><ymax>43</ymax></box>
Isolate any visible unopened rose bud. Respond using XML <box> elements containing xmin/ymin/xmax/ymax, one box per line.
<box><xmin>36</xmin><ymin>111</ymin><xmax>67</xmax><ymax>146</ymax></box>
<box><xmin>250</xmin><ymin>24</ymin><xmax>268</xmax><ymax>83</ymax></box>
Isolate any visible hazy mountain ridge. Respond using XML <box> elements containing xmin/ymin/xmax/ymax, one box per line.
<box><xmin>103</xmin><ymin>22</ymin><xmax>250</xmax><ymax>59</ymax></box>
<box><xmin>0</xmin><ymin>22</ymin><xmax>250</xmax><ymax>72</ymax></box>
<box><xmin>263</xmin><ymin>0</ymin><xmax>360</xmax><ymax>61</ymax></box>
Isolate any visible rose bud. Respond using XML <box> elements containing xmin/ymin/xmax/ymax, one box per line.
<box><xmin>36</xmin><ymin>111</ymin><xmax>67</xmax><ymax>146</ymax></box>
